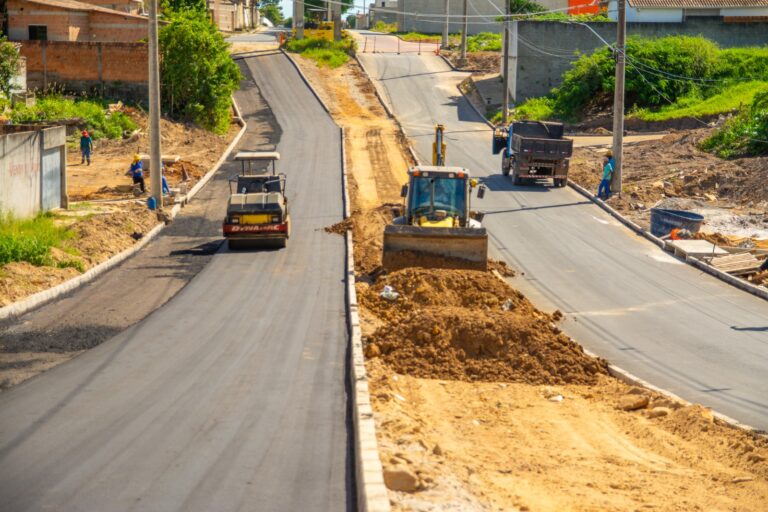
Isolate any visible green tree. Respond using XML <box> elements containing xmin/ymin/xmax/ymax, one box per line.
<box><xmin>159</xmin><ymin>11</ymin><xmax>242</xmax><ymax>133</ymax></box>
<box><xmin>0</xmin><ymin>37</ymin><xmax>21</xmax><ymax>99</ymax></box>
<box><xmin>346</xmin><ymin>14</ymin><xmax>356</xmax><ymax>28</ymax></box>
<box><xmin>260</xmin><ymin>3</ymin><xmax>283</xmax><ymax>25</ymax></box>
<box><xmin>161</xmin><ymin>0</ymin><xmax>206</xmax><ymax>14</ymax></box>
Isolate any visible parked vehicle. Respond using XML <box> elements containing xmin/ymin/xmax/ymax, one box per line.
<box><xmin>492</xmin><ymin>121</ymin><xmax>573</xmax><ymax>187</ymax></box>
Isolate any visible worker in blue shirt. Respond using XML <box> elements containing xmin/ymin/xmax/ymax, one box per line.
<box><xmin>597</xmin><ymin>151</ymin><xmax>615</xmax><ymax>200</ymax></box>
<box><xmin>80</xmin><ymin>130</ymin><xmax>93</xmax><ymax>165</ymax></box>
<box><xmin>161</xmin><ymin>173</ymin><xmax>172</xmax><ymax>197</ymax></box>
<box><xmin>129</xmin><ymin>154</ymin><xmax>145</xmax><ymax>193</ymax></box>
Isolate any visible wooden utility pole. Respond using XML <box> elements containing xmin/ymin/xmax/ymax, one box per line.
<box><xmin>294</xmin><ymin>0</ymin><xmax>304</xmax><ymax>39</ymax></box>
<box><xmin>460</xmin><ymin>0</ymin><xmax>468</xmax><ymax>64</ymax></box>
<box><xmin>611</xmin><ymin>0</ymin><xmax>626</xmax><ymax>196</ymax></box>
<box><xmin>148</xmin><ymin>0</ymin><xmax>162</xmax><ymax>211</ymax></box>
<box><xmin>502</xmin><ymin>0</ymin><xmax>510</xmax><ymax>124</ymax></box>
<box><xmin>442</xmin><ymin>0</ymin><xmax>449</xmax><ymax>49</ymax></box>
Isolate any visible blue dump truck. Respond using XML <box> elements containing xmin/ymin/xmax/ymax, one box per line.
<box><xmin>492</xmin><ymin>121</ymin><xmax>573</xmax><ymax>187</ymax></box>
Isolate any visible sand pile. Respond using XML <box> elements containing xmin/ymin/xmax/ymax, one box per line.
<box><xmin>361</xmin><ymin>268</ymin><xmax>607</xmax><ymax>384</ymax></box>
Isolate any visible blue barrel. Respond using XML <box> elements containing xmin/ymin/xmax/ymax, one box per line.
<box><xmin>650</xmin><ymin>208</ymin><xmax>704</xmax><ymax>237</ymax></box>
<box><xmin>147</xmin><ymin>196</ymin><xmax>157</xmax><ymax>210</ymax></box>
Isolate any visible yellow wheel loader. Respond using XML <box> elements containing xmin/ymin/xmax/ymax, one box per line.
<box><xmin>382</xmin><ymin>166</ymin><xmax>488</xmax><ymax>270</ymax></box>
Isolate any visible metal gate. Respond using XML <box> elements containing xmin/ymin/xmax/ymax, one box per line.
<box><xmin>41</xmin><ymin>147</ymin><xmax>62</xmax><ymax>211</ymax></box>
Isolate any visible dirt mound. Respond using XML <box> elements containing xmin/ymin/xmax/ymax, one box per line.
<box><xmin>361</xmin><ymin>268</ymin><xmax>606</xmax><ymax>384</ymax></box>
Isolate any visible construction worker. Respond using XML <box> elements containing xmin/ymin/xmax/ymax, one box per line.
<box><xmin>80</xmin><ymin>130</ymin><xmax>94</xmax><ymax>165</ymax></box>
<box><xmin>597</xmin><ymin>150</ymin><xmax>615</xmax><ymax>200</ymax></box>
<box><xmin>129</xmin><ymin>154</ymin><xmax>145</xmax><ymax>194</ymax></box>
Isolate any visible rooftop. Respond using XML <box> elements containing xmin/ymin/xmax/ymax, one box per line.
<box><xmin>629</xmin><ymin>0</ymin><xmax>768</xmax><ymax>7</ymax></box>
<box><xmin>20</xmin><ymin>0</ymin><xmax>148</xmax><ymax>20</ymax></box>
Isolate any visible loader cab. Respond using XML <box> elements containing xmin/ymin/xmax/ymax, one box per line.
<box><xmin>400</xmin><ymin>166</ymin><xmax>484</xmax><ymax>228</ymax></box>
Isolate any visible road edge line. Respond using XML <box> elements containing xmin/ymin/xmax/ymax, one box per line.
<box><xmin>0</xmin><ymin>96</ymin><xmax>247</xmax><ymax>324</ymax></box>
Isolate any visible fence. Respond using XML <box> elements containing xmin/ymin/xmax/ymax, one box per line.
<box><xmin>0</xmin><ymin>125</ymin><xmax>67</xmax><ymax>218</ymax></box>
<box><xmin>359</xmin><ymin>35</ymin><xmax>441</xmax><ymax>55</ymax></box>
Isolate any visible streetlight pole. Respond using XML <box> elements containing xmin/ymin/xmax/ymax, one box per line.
<box><xmin>460</xmin><ymin>0</ymin><xmax>467</xmax><ymax>65</ymax></box>
<box><xmin>148</xmin><ymin>0</ymin><xmax>162</xmax><ymax>211</ymax></box>
<box><xmin>502</xmin><ymin>0</ymin><xmax>510</xmax><ymax>124</ymax></box>
<box><xmin>294</xmin><ymin>0</ymin><xmax>304</xmax><ymax>39</ymax></box>
<box><xmin>442</xmin><ymin>0</ymin><xmax>449</xmax><ymax>49</ymax></box>
<box><xmin>612</xmin><ymin>0</ymin><xmax>626</xmax><ymax>197</ymax></box>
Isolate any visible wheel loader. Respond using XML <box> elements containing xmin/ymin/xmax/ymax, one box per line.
<box><xmin>222</xmin><ymin>152</ymin><xmax>291</xmax><ymax>250</ymax></box>
<box><xmin>382</xmin><ymin>165</ymin><xmax>488</xmax><ymax>270</ymax></box>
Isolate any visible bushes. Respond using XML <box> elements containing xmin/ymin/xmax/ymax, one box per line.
<box><xmin>11</xmin><ymin>97</ymin><xmax>137</xmax><ymax>140</ymax></box>
<box><xmin>159</xmin><ymin>10</ymin><xmax>241</xmax><ymax>134</ymax></box>
<box><xmin>372</xmin><ymin>21</ymin><xmax>397</xmax><ymax>33</ymax></box>
<box><xmin>701</xmin><ymin>91</ymin><xmax>768</xmax><ymax>158</ymax></box>
<box><xmin>0</xmin><ymin>213</ymin><xmax>74</xmax><ymax>267</ymax></box>
<box><xmin>531</xmin><ymin>35</ymin><xmax>768</xmax><ymax>121</ymax></box>
<box><xmin>0</xmin><ymin>37</ymin><xmax>22</xmax><ymax>99</ymax></box>
<box><xmin>285</xmin><ymin>37</ymin><xmax>356</xmax><ymax>68</ymax></box>
<box><xmin>467</xmin><ymin>32</ymin><xmax>502</xmax><ymax>52</ymax></box>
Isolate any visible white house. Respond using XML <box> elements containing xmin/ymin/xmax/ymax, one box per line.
<box><xmin>608</xmin><ymin>0</ymin><xmax>768</xmax><ymax>22</ymax></box>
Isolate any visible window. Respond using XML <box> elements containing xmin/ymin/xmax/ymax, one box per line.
<box><xmin>28</xmin><ymin>25</ymin><xmax>47</xmax><ymax>40</ymax></box>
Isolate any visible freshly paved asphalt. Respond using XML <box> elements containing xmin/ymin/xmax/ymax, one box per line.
<box><xmin>0</xmin><ymin>45</ymin><xmax>352</xmax><ymax>511</ymax></box>
<box><xmin>356</xmin><ymin>31</ymin><xmax>768</xmax><ymax>431</ymax></box>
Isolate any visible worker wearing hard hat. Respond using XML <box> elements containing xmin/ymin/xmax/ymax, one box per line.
<box><xmin>597</xmin><ymin>150</ymin><xmax>615</xmax><ymax>200</ymax></box>
<box><xmin>129</xmin><ymin>154</ymin><xmax>145</xmax><ymax>194</ymax></box>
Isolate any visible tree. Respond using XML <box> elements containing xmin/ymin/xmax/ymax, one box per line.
<box><xmin>346</xmin><ymin>14</ymin><xmax>356</xmax><ymax>28</ymax></box>
<box><xmin>0</xmin><ymin>37</ymin><xmax>21</xmax><ymax>99</ymax></box>
<box><xmin>161</xmin><ymin>0</ymin><xmax>206</xmax><ymax>14</ymax></box>
<box><xmin>260</xmin><ymin>3</ymin><xmax>283</xmax><ymax>25</ymax></box>
<box><xmin>159</xmin><ymin>11</ymin><xmax>241</xmax><ymax>133</ymax></box>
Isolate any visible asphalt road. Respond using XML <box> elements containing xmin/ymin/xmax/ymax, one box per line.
<box><xmin>0</xmin><ymin>50</ymin><xmax>352</xmax><ymax>511</ymax></box>
<box><xmin>356</xmin><ymin>31</ymin><xmax>768</xmax><ymax>431</ymax></box>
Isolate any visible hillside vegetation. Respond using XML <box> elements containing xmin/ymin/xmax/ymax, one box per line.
<box><xmin>701</xmin><ymin>90</ymin><xmax>768</xmax><ymax>158</ymax></box>
<box><xmin>514</xmin><ymin>36</ymin><xmax>768</xmax><ymax>123</ymax></box>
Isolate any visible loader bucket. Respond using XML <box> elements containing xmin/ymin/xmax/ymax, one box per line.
<box><xmin>382</xmin><ymin>225</ymin><xmax>488</xmax><ymax>271</ymax></box>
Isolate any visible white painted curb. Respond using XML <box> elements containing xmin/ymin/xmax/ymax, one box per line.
<box><xmin>0</xmin><ymin>97</ymin><xmax>248</xmax><ymax>323</ymax></box>
<box><xmin>281</xmin><ymin>49</ymin><xmax>333</xmax><ymax>115</ymax></box>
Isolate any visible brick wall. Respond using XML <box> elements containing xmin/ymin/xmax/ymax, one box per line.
<box><xmin>90</xmin><ymin>11</ymin><xmax>147</xmax><ymax>41</ymax></box>
<box><xmin>7</xmin><ymin>0</ymin><xmax>147</xmax><ymax>42</ymax></box>
<box><xmin>20</xmin><ymin>41</ymin><xmax>148</xmax><ymax>102</ymax></box>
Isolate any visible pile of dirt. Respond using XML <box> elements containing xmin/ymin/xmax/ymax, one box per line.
<box><xmin>442</xmin><ymin>50</ymin><xmax>500</xmax><ymax>73</ymax></box>
<box><xmin>360</xmin><ymin>268</ymin><xmax>607</xmax><ymax>384</ymax></box>
<box><xmin>570</xmin><ymin>130</ymin><xmax>768</xmax><ymax>230</ymax></box>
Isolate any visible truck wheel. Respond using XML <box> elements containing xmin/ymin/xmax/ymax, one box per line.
<box><xmin>513</xmin><ymin>175</ymin><xmax>523</xmax><ymax>186</ymax></box>
<box><xmin>557</xmin><ymin>179</ymin><xmax>567</xmax><ymax>188</ymax></box>
<box><xmin>502</xmin><ymin>165</ymin><xmax>510</xmax><ymax>177</ymax></box>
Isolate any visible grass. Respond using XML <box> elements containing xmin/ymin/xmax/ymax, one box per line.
<box><xmin>371</xmin><ymin>20</ymin><xmax>397</xmax><ymax>33</ymax></box>
<box><xmin>701</xmin><ymin>90</ymin><xmax>768</xmax><ymax>158</ymax></box>
<box><xmin>632</xmin><ymin>81</ymin><xmax>768</xmax><ymax>122</ymax></box>
<box><xmin>0</xmin><ymin>212</ymin><xmax>76</xmax><ymax>267</ymax></box>
<box><xmin>467</xmin><ymin>32</ymin><xmax>501</xmax><ymax>52</ymax></box>
<box><xmin>489</xmin><ymin>97</ymin><xmax>556</xmax><ymax>124</ymax></box>
<box><xmin>285</xmin><ymin>36</ymin><xmax>356</xmax><ymax>69</ymax></box>
<box><xmin>11</xmin><ymin>96</ymin><xmax>137</xmax><ymax>140</ymax></box>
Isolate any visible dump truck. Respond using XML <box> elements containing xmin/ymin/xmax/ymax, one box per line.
<box><xmin>492</xmin><ymin>120</ymin><xmax>573</xmax><ymax>187</ymax></box>
<box><xmin>222</xmin><ymin>152</ymin><xmax>290</xmax><ymax>249</ymax></box>
<box><xmin>382</xmin><ymin>166</ymin><xmax>488</xmax><ymax>271</ymax></box>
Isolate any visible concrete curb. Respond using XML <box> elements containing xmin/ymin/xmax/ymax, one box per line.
<box><xmin>457</xmin><ymin>78</ymin><xmax>495</xmax><ymax>129</ymax></box>
<box><xmin>437</xmin><ymin>53</ymin><xmax>483</xmax><ymax>73</ymax></box>
<box><xmin>281</xmin><ymin>49</ymin><xmax>333</xmax><ymax>115</ymax></box>
<box><xmin>0</xmin><ymin>97</ymin><xmax>247</xmax><ymax>323</ymax></box>
<box><xmin>340</xmin><ymin>124</ymin><xmax>391</xmax><ymax>510</ymax></box>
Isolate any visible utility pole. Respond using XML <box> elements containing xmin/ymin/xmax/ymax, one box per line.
<box><xmin>332</xmin><ymin>0</ymin><xmax>341</xmax><ymax>41</ymax></box>
<box><xmin>294</xmin><ymin>0</ymin><xmax>304</xmax><ymax>39</ymax></box>
<box><xmin>502</xmin><ymin>0</ymin><xmax>510</xmax><ymax>124</ymax></box>
<box><xmin>442</xmin><ymin>0</ymin><xmax>449</xmax><ymax>49</ymax></box>
<box><xmin>611</xmin><ymin>0</ymin><xmax>626</xmax><ymax>197</ymax></box>
<box><xmin>148</xmin><ymin>0</ymin><xmax>162</xmax><ymax>211</ymax></box>
<box><xmin>460</xmin><ymin>0</ymin><xmax>468</xmax><ymax>65</ymax></box>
